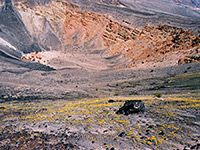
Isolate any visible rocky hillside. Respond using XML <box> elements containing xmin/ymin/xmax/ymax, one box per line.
<box><xmin>14</xmin><ymin>0</ymin><xmax>200</xmax><ymax>69</ymax></box>
<box><xmin>63</xmin><ymin>4</ymin><xmax>139</xmax><ymax>49</ymax></box>
<box><xmin>88</xmin><ymin>0</ymin><xmax>121</xmax><ymax>5</ymax></box>
<box><xmin>0</xmin><ymin>0</ymin><xmax>53</xmax><ymax>71</ymax></box>
<box><xmin>15</xmin><ymin>0</ymin><xmax>137</xmax><ymax>49</ymax></box>
<box><xmin>0</xmin><ymin>2</ymin><xmax>200</xmax><ymax>149</ymax></box>
<box><xmin>107</xmin><ymin>23</ymin><xmax>200</xmax><ymax>68</ymax></box>
<box><xmin>0</xmin><ymin>0</ymin><xmax>199</xmax><ymax>70</ymax></box>
<box><xmin>173</xmin><ymin>0</ymin><xmax>200</xmax><ymax>7</ymax></box>
<box><xmin>14</xmin><ymin>1</ymin><xmax>67</xmax><ymax>50</ymax></box>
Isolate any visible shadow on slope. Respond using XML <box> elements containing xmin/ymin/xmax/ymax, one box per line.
<box><xmin>0</xmin><ymin>0</ymin><xmax>54</xmax><ymax>72</ymax></box>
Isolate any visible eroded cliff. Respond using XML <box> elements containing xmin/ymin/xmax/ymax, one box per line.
<box><xmin>15</xmin><ymin>0</ymin><xmax>200</xmax><ymax>69</ymax></box>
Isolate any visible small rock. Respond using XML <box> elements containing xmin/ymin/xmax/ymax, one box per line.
<box><xmin>3</xmin><ymin>96</ymin><xmax>8</xmax><ymax>99</ymax></box>
<box><xmin>191</xmin><ymin>122</ymin><xmax>200</xmax><ymax>127</ymax></box>
<box><xmin>190</xmin><ymin>144</ymin><xmax>200</xmax><ymax>150</ymax></box>
<box><xmin>161</xmin><ymin>98</ymin><xmax>164</xmax><ymax>101</ymax></box>
<box><xmin>0</xmin><ymin>107</ymin><xmax>6</xmax><ymax>109</ymax></box>
<box><xmin>159</xmin><ymin>131</ymin><xmax>165</xmax><ymax>136</ymax></box>
<box><xmin>118</xmin><ymin>131</ymin><xmax>126</xmax><ymax>137</ymax></box>
<box><xmin>108</xmin><ymin>99</ymin><xmax>116</xmax><ymax>103</ymax></box>
<box><xmin>116</xmin><ymin>100</ymin><xmax>145</xmax><ymax>115</ymax></box>
<box><xmin>104</xmin><ymin>130</ymin><xmax>108</xmax><ymax>133</ymax></box>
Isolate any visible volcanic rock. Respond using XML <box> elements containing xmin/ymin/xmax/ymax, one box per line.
<box><xmin>116</xmin><ymin>100</ymin><xmax>145</xmax><ymax>115</ymax></box>
<box><xmin>13</xmin><ymin>1</ymin><xmax>200</xmax><ymax>69</ymax></box>
<box><xmin>108</xmin><ymin>99</ymin><xmax>116</xmax><ymax>103</ymax></box>
<box><xmin>178</xmin><ymin>54</ymin><xmax>200</xmax><ymax>65</ymax></box>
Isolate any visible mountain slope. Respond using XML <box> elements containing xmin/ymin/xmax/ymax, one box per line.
<box><xmin>0</xmin><ymin>2</ymin><xmax>199</xmax><ymax>149</ymax></box>
<box><xmin>173</xmin><ymin>0</ymin><xmax>200</xmax><ymax>7</ymax></box>
<box><xmin>0</xmin><ymin>0</ymin><xmax>40</xmax><ymax>53</ymax></box>
<box><xmin>13</xmin><ymin>1</ymin><xmax>199</xmax><ymax>70</ymax></box>
<box><xmin>0</xmin><ymin>0</ymin><xmax>53</xmax><ymax>71</ymax></box>
<box><xmin>0</xmin><ymin>0</ymin><xmax>199</xmax><ymax>71</ymax></box>
<box><xmin>108</xmin><ymin>23</ymin><xmax>200</xmax><ymax>68</ymax></box>
<box><xmin>73</xmin><ymin>0</ymin><xmax>200</xmax><ymax>30</ymax></box>
<box><xmin>120</xmin><ymin>0</ymin><xmax>200</xmax><ymax>19</ymax></box>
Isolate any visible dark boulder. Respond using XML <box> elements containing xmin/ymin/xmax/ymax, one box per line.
<box><xmin>108</xmin><ymin>99</ymin><xmax>116</xmax><ymax>103</ymax></box>
<box><xmin>0</xmin><ymin>106</ymin><xmax>6</xmax><ymax>109</ymax></box>
<box><xmin>118</xmin><ymin>131</ymin><xmax>126</xmax><ymax>137</ymax></box>
<box><xmin>116</xmin><ymin>100</ymin><xmax>145</xmax><ymax>115</ymax></box>
<box><xmin>190</xmin><ymin>144</ymin><xmax>200</xmax><ymax>150</ymax></box>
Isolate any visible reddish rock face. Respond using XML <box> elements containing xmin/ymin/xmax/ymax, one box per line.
<box><xmin>178</xmin><ymin>54</ymin><xmax>200</xmax><ymax>65</ymax></box>
<box><xmin>63</xmin><ymin>3</ymin><xmax>138</xmax><ymax>49</ymax></box>
<box><xmin>106</xmin><ymin>23</ymin><xmax>200</xmax><ymax>68</ymax></box>
<box><xmin>63</xmin><ymin>5</ymin><xmax>108</xmax><ymax>47</ymax></box>
<box><xmin>16</xmin><ymin>1</ymin><xmax>200</xmax><ymax>69</ymax></box>
<box><xmin>61</xmin><ymin>1</ymin><xmax>200</xmax><ymax>68</ymax></box>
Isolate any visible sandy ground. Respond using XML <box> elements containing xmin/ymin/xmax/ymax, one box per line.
<box><xmin>22</xmin><ymin>50</ymin><xmax>110</xmax><ymax>71</ymax></box>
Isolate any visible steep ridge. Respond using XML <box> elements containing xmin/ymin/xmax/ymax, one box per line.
<box><xmin>0</xmin><ymin>0</ymin><xmax>199</xmax><ymax>70</ymax></box>
<box><xmin>16</xmin><ymin>1</ymin><xmax>139</xmax><ymax>69</ymax></box>
<box><xmin>16</xmin><ymin>1</ymin><xmax>114</xmax><ymax>70</ymax></box>
<box><xmin>15</xmin><ymin>0</ymin><xmax>200</xmax><ymax>70</ymax></box>
<box><xmin>63</xmin><ymin>1</ymin><xmax>200</xmax><ymax>69</ymax></box>
<box><xmin>70</xmin><ymin>0</ymin><xmax>200</xmax><ymax>32</ymax></box>
<box><xmin>63</xmin><ymin>2</ymin><xmax>107</xmax><ymax>47</ymax></box>
<box><xmin>14</xmin><ymin>1</ymin><xmax>66</xmax><ymax>50</ymax></box>
<box><xmin>15</xmin><ymin>0</ymin><xmax>137</xmax><ymax>49</ymax></box>
<box><xmin>0</xmin><ymin>0</ymin><xmax>40</xmax><ymax>54</ymax></box>
<box><xmin>107</xmin><ymin>23</ymin><xmax>200</xmax><ymax>68</ymax></box>
<box><xmin>0</xmin><ymin>0</ymin><xmax>53</xmax><ymax>71</ymax></box>
<box><xmin>63</xmin><ymin>2</ymin><xmax>139</xmax><ymax>48</ymax></box>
